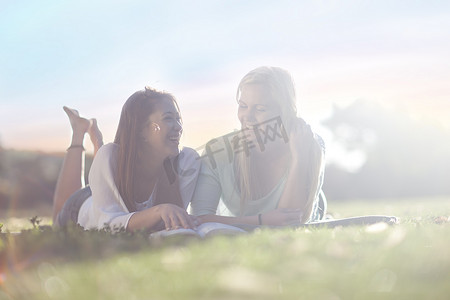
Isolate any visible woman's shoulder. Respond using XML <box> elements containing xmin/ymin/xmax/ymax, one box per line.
<box><xmin>179</xmin><ymin>147</ymin><xmax>200</xmax><ymax>159</ymax></box>
<box><xmin>313</xmin><ymin>133</ymin><xmax>326</xmax><ymax>153</ymax></box>
<box><xmin>198</xmin><ymin>134</ymin><xmax>237</xmax><ymax>164</ymax></box>
<box><xmin>92</xmin><ymin>143</ymin><xmax>119</xmax><ymax>167</ymax></box>
<box><xmin>177</xmin><ymin>147</ymin><xmax>201</xmax><ymax>171</ymax></box>
<box><xmin>97</xmin><ymin>142</ymin><xmax>119</xmax><ymax>155</ymax></box>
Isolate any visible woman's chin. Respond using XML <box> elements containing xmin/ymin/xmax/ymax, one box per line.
<box><xmin>168</xmin><ymin>146</ymin><xmax>180</xmax><ymax>157</ymax></box>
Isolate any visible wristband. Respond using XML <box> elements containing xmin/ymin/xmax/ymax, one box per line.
<box><xmin>67</xmin><ymin>144</ymin><xmax>85</xmax><ymax>151</ymax></box>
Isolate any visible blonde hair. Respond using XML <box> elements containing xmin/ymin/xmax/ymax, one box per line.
<box><xmin>236</xmin><ymin>66</ymin><xmax>297</xmax><ymax>130</ymax></box>
<box><xmin>234</xmin><ymin>67</ymin><xmax>320</xmax><ymax>222</ymax></box>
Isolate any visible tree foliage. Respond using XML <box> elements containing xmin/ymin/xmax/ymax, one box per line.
<box><xmin>0</xmin><ymin>150</ymin><xmax>93</xmax><ymax>210</ymax></box>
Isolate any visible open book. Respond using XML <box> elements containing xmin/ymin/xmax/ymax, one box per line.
<box><xmin>232</xmin><ymin>215</ymin><xmax>399</xmax><ymax>231</ymax></box>
<box><xmin>301</xmin><ymin>215</ymin><xmax>398</xmax><ymax>228</ymax></box>
<box><xmin>149</xmin><ymin>222</ymin><xmax>247</xmax><ymax>239</ymax></box>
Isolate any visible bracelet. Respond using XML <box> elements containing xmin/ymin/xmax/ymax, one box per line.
<box><xmin>258</xmin><ymin>213</ymin><xmax>263</xmax><ymax>225</ymax></box>
<box><xmin>67</xmin><ymin>144</ymin><xmax>85</xmax><ymax>151</ymax></box>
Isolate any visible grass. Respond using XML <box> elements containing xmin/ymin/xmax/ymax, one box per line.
<box><xmin>0</xmin><ymin>197</ymin><xmax>449</xmax><ymax>300</ymax></box>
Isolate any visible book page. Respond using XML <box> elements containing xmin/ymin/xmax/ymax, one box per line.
<box><xmin>196</xmin><ymin>222</ymin><xmax>247</xmax><ymax>238</ymax></box>
<box><xmin>149</xmin><ymin>222</ymin><xmax>247</xmax><ymax>239</ymax></box>
<box><xmin>149</xmin><ymin>228</ymin><xmax>199</xmax><ymax>239</ymax></box>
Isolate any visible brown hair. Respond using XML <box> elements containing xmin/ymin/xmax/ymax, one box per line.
<box><xmin>113</xmin><ymin>87</ymin><xmax>182</xmax><ymax>212</ymax></box>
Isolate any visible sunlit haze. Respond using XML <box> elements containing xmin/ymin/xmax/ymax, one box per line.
<box><xmin>1</xmin><ymin>1</ymin><xmax>449</xmax><ymax>171</ymax></box>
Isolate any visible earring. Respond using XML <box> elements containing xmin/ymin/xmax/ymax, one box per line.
<box><xmin>153</xmin><ymin>123</ymin><xmax>161</xmax><ymax>131</ymax></box>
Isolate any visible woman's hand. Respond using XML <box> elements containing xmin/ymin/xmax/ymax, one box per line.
<box><xmin>288</xmin><ymin>118</ymin><xmax>320</xmax><ymax>165</ymax></box>
<box><xmin>156</xmin><ymin>203</ymin><xmax>198</xmax><ymax>230</ymax></box>
<box><xmin>260</xmin><ymin>208</ymin><xmax>303</xmax><ymax>226</ymax></box>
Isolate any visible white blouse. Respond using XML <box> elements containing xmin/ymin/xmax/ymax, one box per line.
<box><xmin>77</xmin><ymin>143</ymin><xmax>200</xmax><ymax>230</ymax></box>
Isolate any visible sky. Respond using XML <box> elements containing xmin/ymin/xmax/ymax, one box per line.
<box><xmin>1</xmin><ymin>0</ymin><xmax>449</xmax><ymax>168</ymax></box>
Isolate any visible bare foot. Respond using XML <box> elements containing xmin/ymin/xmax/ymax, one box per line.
<box><xmin>63</xmin><ymin>106</ymin><xmax>91</xmax><ymax>135</ymax></box>
<box><xmin>88</xmin><ymin>118</ymin><xmax>104</xmax><ymax>155</ymax></box>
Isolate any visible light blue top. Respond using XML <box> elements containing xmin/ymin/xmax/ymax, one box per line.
<box><xmin>190</xmin><ymin>134</ymin><xmax>326</xmax><ymax>221</ymax></box>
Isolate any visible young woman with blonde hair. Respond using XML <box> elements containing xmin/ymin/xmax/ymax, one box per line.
<box><xmin>191</xmin><ymin>66</ymin><xmax>326</xmax><ymax>226</ymax></box>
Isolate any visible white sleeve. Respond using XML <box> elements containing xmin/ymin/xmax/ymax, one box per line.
<box><xmin>190</xmin><ymin>149</ymin><xmax>222</xmax><ymax>216</ymax></box>
<box><xmin>85</xmin><ymin>143</ymin><xmax>135</xmax><ymax>231</ymax></box>
<box><xmin>177</xmin><ymin>147</ymin><xmax>201</xmax><ymax>209</ymax></box>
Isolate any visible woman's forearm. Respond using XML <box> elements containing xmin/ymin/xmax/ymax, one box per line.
<box><xmin>198</xmin><ymin>214</ymin><xmax>260</xmax><ymax>226</ymax></box>
<box><xmin>278</xmin><ymin>146</ymin><xmax>323</xmax><ymax>217</ymax></box>
<box><xmin>127</xmin><ymin>203</ymin><xmax>196</xmax><ymax>232</ymax></box>
<box><xmin>198</xmin><ymin>208</ymin><xmax>304</xmax><ymax>226</ymax></box>
<box><xmin>126</xmin><ymin>206</ymin><xmax>162</xmax><ymax>232</ymax></box>
<box><xmin>278</xmin><ymin>161</ymin><xmax>309</xmax><ymax>209</ymax></box>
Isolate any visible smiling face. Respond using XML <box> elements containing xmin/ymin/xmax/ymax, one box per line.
<box><xmin>237</xmin><ymin>83</ymin><xmax>286</xmax><ymax>153</ymax></box>
<box><xmin>238</xmin><ymin>84</ymin><xmax>282</xmax><ymax>129</ymax></box>
<box><xmin>142</xmin><ymin>98</ymin><xmax>183</xmax><ymax>158</ymax></box>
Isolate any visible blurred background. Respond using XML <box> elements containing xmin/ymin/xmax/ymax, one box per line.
<box><xmin>1</xmin><ymin>1</ymin><xmax>449</xmax><ymax>216</ymax></box>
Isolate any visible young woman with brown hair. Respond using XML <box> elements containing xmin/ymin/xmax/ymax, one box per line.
<box><xmin>53</xmin><ymin>87</ymin><xmax>200</xmax><ymax>232</ymax></box>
